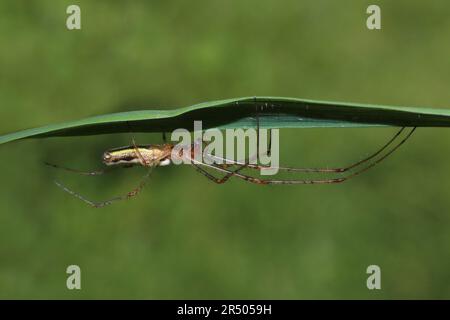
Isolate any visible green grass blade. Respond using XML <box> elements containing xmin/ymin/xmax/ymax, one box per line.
<box><xmin>1</xmin><ymin>96</ymin><xmax>450</xmax><ymax>145</ymax></box>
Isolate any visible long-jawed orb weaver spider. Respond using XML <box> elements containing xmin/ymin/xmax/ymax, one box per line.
<box><xmin>46</xmin><ymin>100</ymin><xmax>416</xmax><ymax>209</ymax></box>
<box><xmin>45</xmin><ymin>121</ymin><xmax>416</xmax><ymax>208</ymax></box>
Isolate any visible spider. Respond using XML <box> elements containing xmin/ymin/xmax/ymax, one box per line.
<box><xmin>45</xmin><ymin>120</ymin><xmax>416</xmax><ymax>208</ymax></box>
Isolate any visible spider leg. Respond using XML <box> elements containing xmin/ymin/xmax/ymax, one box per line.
<box><xmin>191</xmin><ymin>159</ymin><xmax>343</xmax><ymax>184</ymax></box>
<box><xmin>189</xmin><ymin>127</ymin><xmax>415</xmax><ymax>185</ymax></box>
<box><xmin>192</xmin><ymin>131</ymin><xmax>248</xmax><ymax>183</ymax></box>
<box><xmin>131</xmin><ymin>137</ymin><xmax>151</xmax><ymax>166</ymax></box>
<box><xmin>126</xmin><ymin>121</ymin><xmax>151</xmax><ymax>167</ymax></box>
<box><xmin>45</xmin><ymin>162</ymin><xmax>114</xmax><ymax>176</ymax></box>
<box><xmin>54</xmin><ymin>167</ymin><xmax>154</xmax><ymax>208</ymax></box>
<box><xmin>335</xmin><ymin>126</ymin><xmax>416</xmax><ymax>180</ymax></box>
<box><xmin>205</xmin><ymin>127</ymin><xmax>411</xmax><ymax>173</ymax></box>
<box><xmin>192</xmin><ymin>163</ymin><xmax>247</xmax><ymax>184</ymax></box>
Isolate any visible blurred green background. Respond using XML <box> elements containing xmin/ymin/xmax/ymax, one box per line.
<box><xmin>1</xmin><ymin>0</ymin><xmax>450</xmax><ymax>299</ymax></box>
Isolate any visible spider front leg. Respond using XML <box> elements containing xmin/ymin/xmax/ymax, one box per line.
<box><xmin>45</xmin><ymin>162</ymin><xmax>115</xmax><ymax>176</ymax></box>
<box><xmin>54</xmin><ymin>167</ymin><xmax>154</xmax><ymax>208</ymax></box>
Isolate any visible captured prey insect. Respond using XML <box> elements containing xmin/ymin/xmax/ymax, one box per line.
<box><xmin>46</xmin><ymin>122</ymin><xmax>416</xmax><ymax>208</ymax></box>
